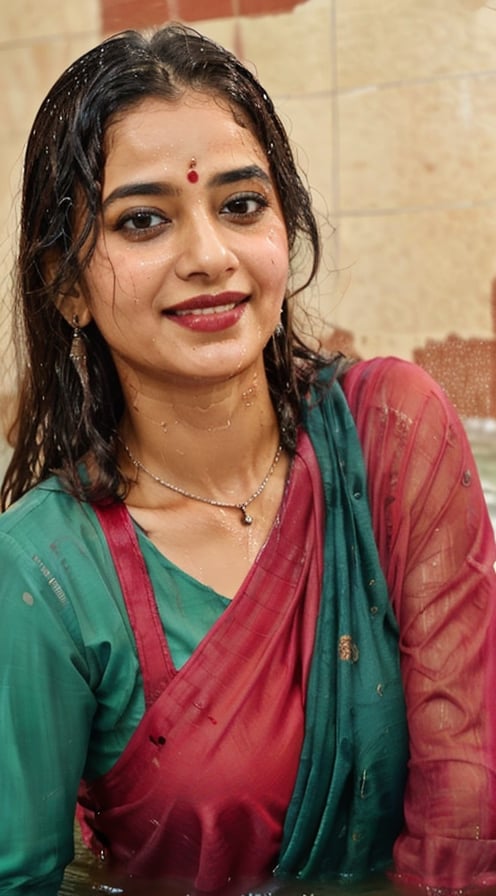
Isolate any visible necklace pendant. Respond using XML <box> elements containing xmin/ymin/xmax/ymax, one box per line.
<box><xmin>122</xmin><ymin>439</ymin><xmax>282</xmax><ymax>529</ymax></box>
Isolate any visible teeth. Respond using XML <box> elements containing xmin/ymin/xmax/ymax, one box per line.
<box><xmin>174</xmin><ymin>303</ymin><xmax>236</xmax><ymax>317</ymax></box>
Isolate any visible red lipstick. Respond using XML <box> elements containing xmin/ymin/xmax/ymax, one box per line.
<box><xmin>164</xmin><ymin>292</ymin><xmax>248</xmax><ymax>332</ymax></box>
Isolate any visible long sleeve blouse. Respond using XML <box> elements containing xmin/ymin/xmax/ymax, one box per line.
<box><xmin>343</xmin><ymin>358</ymin><xmax>496</xmax><ymax>889</ymax></box>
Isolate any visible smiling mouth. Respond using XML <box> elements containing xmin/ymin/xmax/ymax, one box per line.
<box><xmin>172</xmin><ymin>302</ymin><xmax>238</xmax><ymax>317</ymax></box>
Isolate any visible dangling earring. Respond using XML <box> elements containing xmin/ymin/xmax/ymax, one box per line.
<box><xmin>270</xmin><ymin>310</ymin><xmax>286</xmax><ymax>379</ymax></box>
<box><xmin>273</xmin><ymin>307</ymin><xmax>284</xmax><ymax>338</ymax></box>
<box><xmin>69</xmin><ymin>314</ymin><xmax>90</xmax><ymax>415</ymax></box>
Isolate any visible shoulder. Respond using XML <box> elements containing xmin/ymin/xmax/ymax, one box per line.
<box><xmin>0</xmin><ymin>476</ymin><xmax>65</xmax><ymax>528</ymax></box>
<box><xmin>303</xmin><ymin>356</ymin><xmax>460</xmax><ymax>464</ymax></box>
<box><xmin>0</xmin><ymin>478</ymin><xmax>131</xmax><ymax>664</ymax></box>
<box><xmin>0</xmin><ymin>477</ymin><xmax>104</xmax><ymax>569</ymax></box>
<box><xmin>339</xmin><ymin>356</ymin><xmax>476</xmax><ymax>509</ymax></box>
<box><xmin>339</xmin><ymin>358</ymin><xmax>482</xmax><ymax>519</ymax></box>
<box><xmin>341</xmin><ymin>355</ymin><xmax>449</xmax><ymax>409</ymax></box>
<box><xmin>340</xmin><ymin>356</ymin><xmax>460</xmax><ymax>438</ymax></box>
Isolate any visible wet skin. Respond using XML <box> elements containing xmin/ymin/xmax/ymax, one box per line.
<box><xmin>76</xmin><ymin>92</ymin><xmax>290</xmax><ymax>400</ymax></box>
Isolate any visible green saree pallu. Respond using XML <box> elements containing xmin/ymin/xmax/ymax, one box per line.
<box><xmin>277</xmin><ymin>371</ymin><xmax>409</xmax><ymax>880</ymax></box>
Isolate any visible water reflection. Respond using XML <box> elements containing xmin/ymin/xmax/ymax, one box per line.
<box><xmin>59</xmin><ymin>828</ymin><xmax>393</xmax><ymax>896</ymax></box>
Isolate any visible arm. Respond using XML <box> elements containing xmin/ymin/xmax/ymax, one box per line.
<box><xmin>0</xmin><ymin>531</ymin><xmax>95</xmax><ymax>895</ymax></box>
<box><xmin>343</xmin><ymin>358</ymin><xmax>496</xmax><ymax>890</ymax></box>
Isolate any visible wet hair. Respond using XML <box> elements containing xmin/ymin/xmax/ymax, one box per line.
<box><xmin>1</xmin><ymin>23</ymin><xmax>346</xmax><ymax>510</ymax></box>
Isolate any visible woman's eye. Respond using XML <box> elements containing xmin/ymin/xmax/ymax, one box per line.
<box><xmin>117</xmin><ymin>210</ymin><xmax>168</xmax><ymax>234</ymax></box>
<box><xmin>221</xmin><ymin>193</ymin><xmax>268</xmax><ymax>219</ymax></box>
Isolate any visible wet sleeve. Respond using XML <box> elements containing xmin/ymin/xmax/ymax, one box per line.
<box><xmin>0</xmin><ymin>531</ymin><xmax>96</xmax><ymax>895</ymax></box>
<box><xmin>344</xmin><ymin>358</ymin><xmax>496</xmax><ymax>891</ymax></box>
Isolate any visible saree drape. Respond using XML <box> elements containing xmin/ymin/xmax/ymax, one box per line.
<box><xmin>277</xmin><ymin>368</ymin><xmax>408</xmax><ymax>879</ymax></box>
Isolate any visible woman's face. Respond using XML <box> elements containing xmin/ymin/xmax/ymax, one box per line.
<box><xmin>76</xmin><ymin>92</ymin><xmax>289</xmax><ymax>396</ymax></box>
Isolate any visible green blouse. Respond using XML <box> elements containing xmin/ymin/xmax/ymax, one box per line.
<box><xmin>0</xmin><ymin>478</ymin><xmax>228</xmax><ymax>893</ymax></box>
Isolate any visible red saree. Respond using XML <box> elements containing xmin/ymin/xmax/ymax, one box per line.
<box><xmin>77</xmin><ymin>357</ymin><xmax>496</xmax><ymax>891</ymax></box>
<box><xmin>78</xmin><ymin>433</ymin><xmax>324</xmax><ymax>890</ymax></box>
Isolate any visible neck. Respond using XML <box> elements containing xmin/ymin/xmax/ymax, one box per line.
<box><xmin>118</xmin><ymin>367</ymin><xmax>281</xmax><ymax>496</ymax></box>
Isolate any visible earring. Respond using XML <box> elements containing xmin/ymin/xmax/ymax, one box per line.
<box><xmin>69</xmin><ymin>314</ymin><xmax>90</xmax><ymax>413</ymax></box>
<box><xmin>274</xmin><ymin>308</ymin><xmax>284</xmax><ymax>338</ymax></box>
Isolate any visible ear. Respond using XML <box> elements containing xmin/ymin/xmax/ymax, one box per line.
<box><xmin>56</xmin><ymin>290</ymin><xmax>93</xmax><ymax>329</ymax></box>
<box><xmin>43</xmin><ymin>246</ymin><xmax>93</xmax><ymax>328</ymax></box>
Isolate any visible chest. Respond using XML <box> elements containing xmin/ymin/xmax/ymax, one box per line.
<box><xmin>126</xmin><ymin>458</ymin><xmax>291</xmax><ymax>600</ymax></box>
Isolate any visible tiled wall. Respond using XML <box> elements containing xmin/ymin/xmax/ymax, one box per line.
<box><xmin>102</xmin><ymin>0</ymin><xmax>304</xmax><ymax>32</ymax></box>
<box><xmin>331</xmin><ymin>2</ymin><xmax>496</xmax><ymax>374</ymax></box>
<box><xmin>1</xmin><ymin>0</ymin><xmax>496</xmax><ymax>454</ymax></box>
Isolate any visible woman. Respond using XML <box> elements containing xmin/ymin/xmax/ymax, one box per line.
<box><xmin>1</xmin><ymin>23</ymin><xmax>495</xmax><ymax>896</ymax></box>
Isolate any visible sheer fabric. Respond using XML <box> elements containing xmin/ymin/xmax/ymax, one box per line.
<box><xmin>343</xmin><ymin>358</ymin><xmax>496</xmax><ymax>889</ymax></box>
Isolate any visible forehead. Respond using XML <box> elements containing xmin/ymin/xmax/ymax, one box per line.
<box><xmin>104</xmin><ymin>92</ymin><xmax>265</xmax><ymax>171</ymax></box>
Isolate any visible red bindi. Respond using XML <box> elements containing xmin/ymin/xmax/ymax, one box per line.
<box><xmin>187</xmin><ymin>158</ymin><xmax>199</xmax><ymax>183</ymax></box>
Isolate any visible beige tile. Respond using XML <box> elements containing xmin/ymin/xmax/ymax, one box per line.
<box><xmin>2</xmin><ymin>34</ymin><xmax>102</xmax><ymax>137</ymax></box>
<box><xmin>276</xmin><ymin>93</ymin><xmax>337</xmax><ymax>323</ymax></box>
<box><xmin>239</xmin><ymin>0</ymin><xmax>332</xmax><ymax>96</ymax></box>
<box><xmin>0</xmin><ymin>272</ymin><xmax>17</xmax><ymax>403</ymax></box>
<box><xmin>0</xmin><ymin>140</ymin><xmax>23</xmax><ymax>345</ymax></box>
<box><xmin>290</xmin><ymin>219</ymin><xmax>348</xmax><ymax>341</ymax></box>
<box><xmin>328</xmin><ymin>205</ymin><xmax>496</xmax><ymax>359</ymax></box>
<box><xmin>187</xmin><ymin>17</ymin><xmax>239</xmax><ymax>55</ymax></box>
<box><xmin>193</xmin><ymin>0</ymin><xmax>331</xmax><ymax>96</ymax></box>
<box><xmin>1</xmin><ymin>0</ymin><xmax>100</xmax><ymax>41</ymax></box>
<box><xmin>0</xmin><ymin>139</ymin><xmax>23</xmax><ymax>241</ymax></box>
<box><xmin>339</xmin><ymin>74</ymin><xmax>496</xmax><ymax>212</ymax></box>
<box><xmin>336</xmin><ymin>0</ymin><xmax>496</xmax><ymax>89</ymax></box>
<box><xmin>275</xmin><ymin>94</ymin><xmax>333</xmax><ymax>216</ymax></box>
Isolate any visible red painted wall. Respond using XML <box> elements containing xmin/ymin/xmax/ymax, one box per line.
<box><xmin>102</xmin><ymin>0</ymin><xmax>304</xmax><ymax>34</ymax></box>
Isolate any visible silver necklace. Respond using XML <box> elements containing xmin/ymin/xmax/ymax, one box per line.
<box><xmin>122</xmin><ymin>440</ymin><xmax>283</xmax><ymax>525</ymax></box>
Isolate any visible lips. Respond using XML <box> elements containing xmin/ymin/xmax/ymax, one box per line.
<box><xmin>165</xmin><ymin>292</ymin><xmax>247</xmax><ymax>316</ymax></box>
<box><xmin>174</xmin><ymin>301</ymin><xmax>237</xmax><ymax>318</ymax></box>
<box><xmin>164</xmin><ymin>292</ymin><xmax>249</xmax><ymax>333</ymax></box>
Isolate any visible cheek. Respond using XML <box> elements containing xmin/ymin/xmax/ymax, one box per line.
<box><xmin>82</xmin><ymin>245</ymin><xmax>116</xmax><ymax>306</ymax></box>
<box><xmin>84</xmin><ymin>248</ymin><xmax>146</xmax><ymax>313</ymax></box>
<box><xmin>263</xmin><ymin>229</ymin><xmax>290</xmax><ymax>290</ymax></box>
<box><xmin>102</xmin><ymin>245</ymin><xmax>174</xmax><ymax>300</ymax></box>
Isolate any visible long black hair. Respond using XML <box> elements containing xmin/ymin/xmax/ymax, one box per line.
<box><xmin>1</xmin><ymin>23</ymin><xmax>345</xmax><ymax>510</ymax></box>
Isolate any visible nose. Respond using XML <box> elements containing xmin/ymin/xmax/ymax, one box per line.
<box><xmin>174</xmin><ymin>211</ymin><xmax>239</xmax><ymax>281</ymax></box>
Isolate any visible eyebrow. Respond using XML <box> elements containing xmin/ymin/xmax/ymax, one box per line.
<box><xmin>208</xmin><ymin>165</ymin><xmax>271</xmax><ymax>188</ymax></box>
<box><xmin>102</xmin><ymin>181</ymin><xmax>179</xmax><ymax>210</ymax></box>
<box><xmin>101</xmin><ymin>165</ymin><xmax>271</xmax><ymax>210</ymax></box>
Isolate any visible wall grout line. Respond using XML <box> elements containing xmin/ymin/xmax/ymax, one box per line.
<box><xmin>338</xmin><ymin>67</ymin><xmax>496</xmax><ymax>98</ymax></box>
<box><xmin>335</xmin><ymin>196</ymin><xmax>496</xmax><ymax>218</ymax></box>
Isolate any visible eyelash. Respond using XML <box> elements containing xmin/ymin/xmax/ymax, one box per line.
<box><xmin>113</xmin><ymin>191</ymin><xmax>269</xmax><ymax>238</ymax></box>
<box><xmin>115</xmin><ymin>209</ymin><xmax>169</xmax><ymax>235</ymax></box>
<box><xmin>221</xmin><ymin>192</ymin><xmax>269</xmax><ymax>219</ymax></box>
